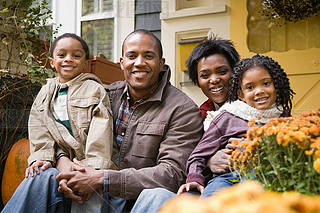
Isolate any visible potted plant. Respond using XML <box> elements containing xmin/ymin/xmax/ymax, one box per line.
<box><xmin>230</xmin><ymin>110</ymin><xmax>320</xmax><ymax>195</ymax></box>
<box><xmin>0</xmin><ymin>0</ymin><xmax>58</xmax><ymax>209</ymax></box>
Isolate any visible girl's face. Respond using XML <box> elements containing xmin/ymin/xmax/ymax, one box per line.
<box><xmin>50</xmin><ymin>37</ymin><xmax>88</xmax><ymax>83</ymax></box>
<box><xmin>197</xmin><ymin>54</ymin><xmax>232</xmax><ymax>106</ymax></box>
<box><xmin>238</xmin><ymin>67</ymin><xmax>277</xmax><ymax>110</ymax></box>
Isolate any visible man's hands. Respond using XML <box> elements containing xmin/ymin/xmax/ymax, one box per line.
<box><xmin>177</xmin><ymin>182</ymin><xmax>204</xmax><ymax>195</ymax></box>
<box><xmin>25</xmin><ymin>160</ymin><xmax>52</xmax><ymax>178</ymax></box>
<box><xmin>55</xmin><ymin>157</ymin><xmax>85</xmax><ymax>202</ymax></box>
<box><xmin>56</xmin><ymin>159</ymin><xmax>104</xmax><ymax>203</ymax></box>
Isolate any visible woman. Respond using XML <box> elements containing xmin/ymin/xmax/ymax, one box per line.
<box><xmin>186</xmin><ymin>36</ymin><xmax>239</xmax><ymax>121</ymax></box>
<box><xmin>130</xmin><ymin>36</ymin><xmax>240</xmax><ymax>213</ymax></box>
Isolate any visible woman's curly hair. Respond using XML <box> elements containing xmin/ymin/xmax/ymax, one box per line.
<box><xmin>186</xmin><ymin>36</ymin><xmax>240</xmax><ymax>86</ymax></box>
<box><xmin>229</xmin><ymin>54</ymin><xmax>295</xmax><ymax>112</ymax></box>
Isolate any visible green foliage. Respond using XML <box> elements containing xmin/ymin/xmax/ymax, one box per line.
<box><xmin>261</xmin><ymin>0</ymin><xmax>320</xmax><ymax>23</ymax></box>
<box><xmin>0</xmin><ymin>0</ymin><xmax>59</xmax><ymax>84</ymax></box>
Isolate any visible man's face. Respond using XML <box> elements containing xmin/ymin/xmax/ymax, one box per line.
<box><xmin>120</xmin><ymin>33</ymin><xmax>165</xmax><ymax>99</ymax></box>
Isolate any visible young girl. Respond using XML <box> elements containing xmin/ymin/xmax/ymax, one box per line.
<box><xmin>178</xmin><ymin>54</ymin><xmax>295</xmax><ymax>197</ymax></box>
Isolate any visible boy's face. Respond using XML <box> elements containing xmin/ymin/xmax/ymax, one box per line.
<box><xmin>237</xmin><ymin>67</ymin><xmax>277</xmax><ymax>110</ymax></box>
<box><xmin>50</xmin><ymin>37</ymin><xmax>88</xmax><ymax>83</ymax></box>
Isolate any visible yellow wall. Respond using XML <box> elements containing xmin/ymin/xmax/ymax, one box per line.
<box><xmin>230</xmin><ymin>0</ymin><xmax>320</xmax><ymax>115</ymax></box>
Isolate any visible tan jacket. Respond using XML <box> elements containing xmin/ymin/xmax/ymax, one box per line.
<box><xmin>106</xmin><ymin>65</ymin><xmax>204</xmax><ymax>199</ymax></box>
<box><xmin>28</xmin><ymin>73</ymin><xmax>117</xmax><ymax>170</ymax></box>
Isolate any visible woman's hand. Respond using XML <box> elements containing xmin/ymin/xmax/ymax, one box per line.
<box><xmin>25</xmin><ymin>160</ymin><xmax>52</xmax><ymax>178</ymax></box>
<box><xmin>177</xmin><ymin>182</ymin><xmax>204</xmax><ymax>195</ymax></box>
<box><xmin>207</xmin><ymin>143</ymin><xmax>233</xmax><ymax>174</ymax></box>
<box><xmin>207</xmin><ymin>137</ymin><xmax>247</xmax><ymax>173</ymax></box>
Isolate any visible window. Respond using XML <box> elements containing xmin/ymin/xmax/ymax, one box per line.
<box><xmin>178</xmin><ymin>37</ymin><xmax>205</xmax><ymax>72</ymax></box>
<box><xmin>80</xmin><ymin>0</ymin><xmax>116</xmax><ymax>61</ymax></box>
<box><xmin>175</xmin><ymin>29</ymin><xmax>210</xmax><ymax>88</ymax></box>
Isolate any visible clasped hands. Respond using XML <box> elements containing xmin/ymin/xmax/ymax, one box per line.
<box><xmin>55</xmin><ymin>158</ymin><xmax>104</xmax><ymax>203</ymax></box>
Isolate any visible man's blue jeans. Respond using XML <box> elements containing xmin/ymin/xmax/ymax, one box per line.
<box><xmin>131</xmin><ymin>172</ymin><xmax>239</xmax><ymax>213</ymax></box>
<box><xmin>1</xmin><ymin>167</ymin><xmax>126</xmax><ymax>213</ymax></box>
<box><xmin>130</xmin><ymin>188</ymin><xmax>175</xmax><ymax>213</ymax></box>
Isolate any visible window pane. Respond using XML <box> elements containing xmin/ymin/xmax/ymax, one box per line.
<box><xmin>81</xmin><ymin>19</ymin><xmax>114</xmax><ymax>60</ymax></box>
<box><xmin>103</xmin><ymin>0</ymin><xmax>113</xmax><ymax>12</ymax></box>
<box><xmin>82</xmin><ymin>0</ymin><xmax>99</xmax><ymax>15</ymax></box>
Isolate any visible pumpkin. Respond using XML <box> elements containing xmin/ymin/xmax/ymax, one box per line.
<box><xmin>1</xmin><ymin>138</ymin><xmax>30</xmax><ymax>205</ymax></box>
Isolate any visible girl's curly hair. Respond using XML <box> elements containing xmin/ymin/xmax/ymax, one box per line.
<box><xmin>186</xmin><ymin>36</ymin><xmax>240</xmax><ymax>86</ymax></box>
<box><xmin>229</xmin><ymin>54</ymin><xmax>295</xmax><ymax>112</ymax></box>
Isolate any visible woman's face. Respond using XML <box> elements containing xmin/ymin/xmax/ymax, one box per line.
<box><xmin>197</xmin><ymin>54</ymin><xmax>232</xmax><ymax>106</ymax></box>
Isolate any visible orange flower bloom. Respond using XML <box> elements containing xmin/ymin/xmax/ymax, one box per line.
<box><xmin>305</xmin><ymin>150</ymin><xmax>314</xmax><ymax>156</ymax></box>
<box><xmin>314</xmin><ymin>150</ymin><xmax>320</xmax><ymax>159</ymax></box>
<box><xmin>309</xmin><ymin>125</ymin><xmax>320</xmax><ymax>137</ymax></box>
<box><xmin>313</xmin><ymin>158</ymin><xmax>320</xmax><ymax>174</ymax></box>
<box><xmin>248</xmin><ymin>119</ymin><xmax>256</xmax><ymax>127</ymax></box>
<box><xmin>231</xmin><ymin>139</ymin><xmax>239</xmax><ymax>148</ymax></box>
<box><xmin>276</xmin><ymin>131</ymin><xmax>284</xmax><ymax>145</ymax></box>
<box><xmin>266</xmin><ymin>126</ymin><xmax>277</xmax><ymax>136</ymax></box>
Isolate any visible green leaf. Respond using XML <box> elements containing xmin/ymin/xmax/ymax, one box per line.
<box><xmin>229</xmin><ymin>179</ymin><xmax>240</xmax><ymax>183</ymax></box>
<box><xmin>0</xmin><ymin>8</ymin><xmax>9</xmax><ymax>13</ymax></box>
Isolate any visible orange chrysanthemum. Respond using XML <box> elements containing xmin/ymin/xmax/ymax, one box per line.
<box><xmin>314</xmin><ymin>158</ymin><xmax>320</xmax><ymax>174</ymax></box>
<box><xmin>305</xmin><ymin>150</ymin><xmax>314</xmax><ymax>156</ymax></box>
<box><xmin>231</xmin><ymin>139</ymin><xmax>239</xmax><ymax>148</ymax></box>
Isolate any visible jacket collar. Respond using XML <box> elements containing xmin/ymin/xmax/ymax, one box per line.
<box><xmin>146</xmin><ymin>64</ymin><xmax>171</xmax><ymax>102</ymax></box>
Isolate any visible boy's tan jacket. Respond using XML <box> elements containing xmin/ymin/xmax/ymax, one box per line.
<box><xmin>27</xmin><ymin>73</ymin><xmax>117</xmax><ymax>170</ymax></box>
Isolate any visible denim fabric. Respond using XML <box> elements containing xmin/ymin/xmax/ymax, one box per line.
<box><xmin>2</xmin><ymin>167</ymin><xmax>126</xmax><ymax>213</ymax></box>
<box><xmin>1</xmin><ymin>168</ymin><xmax>63</xmax><ymax>213</ymax></box>
<box><xmin>130</xmin><ymin>188</ymin><xmax>176</xmax><ymax>213</ymax></box>
<box><xmin>71</xmin><ymin>192</ymin><xmax>126</xmax><ymax>213</ymax></box>
<box><xmin>201</xmin><ymin>172</ymin><xmax>239</xmax><ymax>197</ymax></box>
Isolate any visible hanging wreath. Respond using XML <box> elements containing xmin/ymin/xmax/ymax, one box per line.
<box><xmin>261</xmin><ymin>0</ymin><xmax>320</xmax><ymax>23</ymax></box>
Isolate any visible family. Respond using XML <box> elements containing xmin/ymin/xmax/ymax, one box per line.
<box><xmin>2</xmin><ymin>29</ymin><xmax>294</xmax><ymax>213</ymax></box>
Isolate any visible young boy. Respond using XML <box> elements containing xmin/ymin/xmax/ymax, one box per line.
<box><xmin>26</xmin><ymin>33</ymin><xmax>117</xmax><ymax>211</ymax></box>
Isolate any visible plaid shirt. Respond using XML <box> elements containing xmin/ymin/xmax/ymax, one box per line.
<box><xmin>104</xmin><ymin>85</ymin><xmax>152</xmax><ymax>192</ymax></box>
<box><xmin>115</xmin><ymin>85</ymin><xmax>146</xmax><ymax>147</ymax></box>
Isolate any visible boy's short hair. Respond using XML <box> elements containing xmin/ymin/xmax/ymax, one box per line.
<box><xmin>50</xmin><ymin>33</ymin><xmax>90</xmax><ymax>60</ymax></box>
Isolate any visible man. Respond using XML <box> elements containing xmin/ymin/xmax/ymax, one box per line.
<box><xmin>56</xmin><ymin>29</ymin><xmax>203</xmax><ymax>211</ymax></box>
<box><xmin>2</xmin><ymin>29</ymin><xmax>203</xmax><ymax>213</ymax></box>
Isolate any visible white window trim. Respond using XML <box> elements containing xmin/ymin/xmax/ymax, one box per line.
<box><xmin>160</xmin><ymin>0</ymin><xmax>226</xmax><ymax>20</ymax></box>
<box><xmin>76</xmin><ymin>0</ymin><xmax>118</xmax><ymax>62</ymax></box>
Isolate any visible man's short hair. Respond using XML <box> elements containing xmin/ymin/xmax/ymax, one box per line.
<box><xmin>122</xmin><ymin>29</ymin><xmax>163</xmax><ymax>59</ymax></box>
